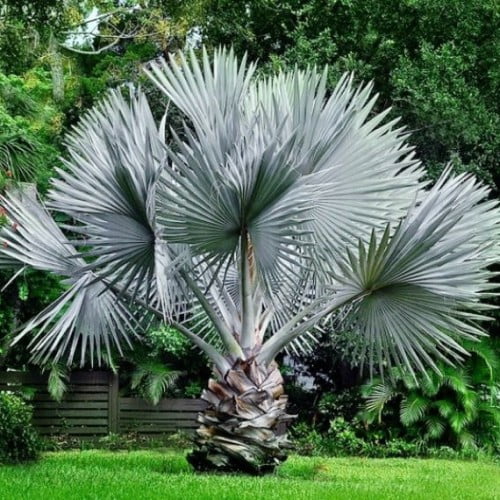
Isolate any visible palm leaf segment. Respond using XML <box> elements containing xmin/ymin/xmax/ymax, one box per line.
<box><xmin>49</xmin><ymin>89</ymin><xmax>183</xmax><ymax>316</ymax></box>
<box><xmin>0</xmin><ymin>192</ymin><xmax>139</xmax><ymax>366</ymax></box>
<box><xmin>337</xmin><ymin>170</ymin><xmax>500</xmax><ymax>376</ymax></box>
<box><xmin>1</xmin><ymin>47</ymin><xmax>499</xmax><ymax>375</ymax></box>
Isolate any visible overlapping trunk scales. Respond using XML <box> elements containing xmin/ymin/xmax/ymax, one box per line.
<box><xmin>187</xmin><ymin>360</ymin><xmax>295</xmax><ymax>474</ymax></box>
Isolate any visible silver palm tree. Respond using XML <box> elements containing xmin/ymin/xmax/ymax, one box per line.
<box><xmin>1</xmin><ymin>48</ymin><xmax>499</xmax><ymax>473</ymax></box>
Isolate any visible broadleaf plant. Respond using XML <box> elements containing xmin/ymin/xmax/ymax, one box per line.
<box><xmin>1</xmin><ymin>47</ymin><xmax>500</xmax><ymax>473</ymax></box>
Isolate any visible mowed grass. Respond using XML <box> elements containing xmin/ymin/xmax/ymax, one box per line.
<box><xmin>0</xmin><ymin>450</ymin><xmax>498</xmax><ymax>500</ymax></box>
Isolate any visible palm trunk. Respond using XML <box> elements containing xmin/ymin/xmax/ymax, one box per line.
<box><xmin>187</xmin><ymin>359</ymin><xmax>295</xmax><ymax>474</ymax></box>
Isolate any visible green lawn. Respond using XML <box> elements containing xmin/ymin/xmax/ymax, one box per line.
<box><xmin>0</xmin><ymin>450</ymin><xmax>498</xmax><ymax>500</ymax></box>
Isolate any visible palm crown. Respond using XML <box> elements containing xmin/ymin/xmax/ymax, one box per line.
<box><xmin>1</xmin><ymin>48</ymin><xmax>499</xmax><ymax>378</ymax></box>
<box><xmin>2</xmin><ymin>47</ymin><xmax>500</xmax><ymax>472</ymax></box>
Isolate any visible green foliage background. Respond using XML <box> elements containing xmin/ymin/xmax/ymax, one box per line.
<box><xmin>200</xmin><ymin>0</ymin><xmax>499</xmax><ymax>189</ymax></box>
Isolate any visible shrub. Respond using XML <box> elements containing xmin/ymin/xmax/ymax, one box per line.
<box><xmin>289</xmin><ymin>419</ymin><xmax>467</xmax><ymax>458</ymax></box>
<box><xmin>0</xmin><ymin>391</ymin><xmax>40</xmax><ymax>463</ymax></box>
<box><xmin>317</xmin><ymin>390</ymin><xmax>362</xmax><ymax>428</ymax></box>
<box><xmin>40</xmin><ymin>430</ymin><xmax>193</xmax><ymax>452</ymax></box>
<box><xmin>290</xmin><ymin>422</ymin><xmax>325</xmax><ymax>456</ymax></box>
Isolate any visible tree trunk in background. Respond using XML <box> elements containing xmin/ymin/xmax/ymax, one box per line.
<box><xmin>187</xmin><ymin>359</ymin><xmax>295</xmax><ymax>474</ymax></box>
<box><xmin>49</xmin><ymin>32</ymin><xmax>64</xmax><ymax>103</ymax></box>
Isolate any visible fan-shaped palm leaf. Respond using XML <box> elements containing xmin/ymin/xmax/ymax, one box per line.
<box><xmin>0</xmin><ymin>133</ymin><xmax>39</xmax><ymax>182</ymax></box>
<box><xmin>0</xmin><ymin>190</ymin><xmax>80</xmax><ymax>275</ymax></box>
<box><xmin>0</xmin><ymin>191</ymin><xmax>144</xmax><ymax>366</ymax></box>
<box><xmin>330</xmin><ymin>169</ymin><xmax>500</xmax><ymax>376</ymax></box>
<box><xmin>148</xmin><ymin>48</ymin><xmax>425</xmax><ymax>305</ymax></box>
<box><xmin>48</xmin><ymin>89</ymin><xmax>182</xmax><ymax>314</ymax></box>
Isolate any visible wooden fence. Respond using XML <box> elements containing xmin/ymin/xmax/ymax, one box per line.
<box><xmin>0</xmin><ymin>371</ymin><xmax>206</xmax><ymax>436</ymax></box>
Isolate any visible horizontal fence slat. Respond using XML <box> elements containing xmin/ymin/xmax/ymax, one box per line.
<box><xmin>122</xmin><ymin>421</ymin><xmax>199</xmax><ymax>427</ymax></box>
<box><xmin>0</xmin><ymin>372</ymin><xmax>46</xmax><ymax>384</ymax></box>
<box><xmin>18</xmin><ymin>390</ymin><xmax>102</xmax><ymax>397</ymax></box>
<box><xmin>12</xmin><ymin>390</ymin><xmax>109</xmax><ymax>398</ymax></box>
<box><xmin>65</xmin><ymin>385</ymin><xmax>110</xmax><ymax>393</ymax></box>
<box><xmin>34</xmin><ymin>409</ymin><xmax>108</xmax><ymax>418</ymax></box>
<box><xmin>121</xmin><ymin>422</ymin><xmax>197</xmax><ymax>431</ymax></box>
<box><xmin>35</xmin><ymin>418</ymin><xmax>109</xmax><ymax>426</ymax></box>
<box><xmin>69</xmin><ymin>384</ymin><xmax>109</xmax><ymax>393</ymax></box>
<box><xmin>34</xmin><ymin>401</ymin><xmax>108</xmax><ymax>410</ymax></box>
<box><xmin>69</xmin><ymin>372</ymin><xmax>109</xmax><ymax>384</ymax></box>
<box><xmin>120</xmin><ymin>412</ymin><xmax>200</xmax><ymax>421</ymax></box>
<box><xmin>0</xmin><ymin>383</ymin><xmax>47</xmax><ymax>390</ymax></box>
<box><xmin>121</xmin><ymin>424</ymin><xmax>198</xmax><ymax>431</ymax></box>
<box><xmin>34</xmin><ymin>393</ymin><xmax>108</xmax><ymax>402</ymax></box>
<box><xmin>119</xmin><ymin>398</ymin><xmax>207</xmax><ymax>411</ymax></box>
<box><xmin>0</xmin><ymin>371</ymin><xmax>109</xmax><ymax>385</ymax></box>
<box><xmin>38</xmin><ymin>427</ymin><xmax>109</xmax><ymax>436</ymax></box>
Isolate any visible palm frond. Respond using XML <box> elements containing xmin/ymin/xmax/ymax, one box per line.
<box><xmin>146</xmin><ymin>47</ymin><xmax>256</xmax><ymax>159</ymax></box>
<box><xmin>131</xmin><ymin>360</ymin><xmax>182</xmax><ymax>405</ymax></box>
<box><xmin>425</xmin><ymin>416</ymin><xmax>446</xmax><ymax>439</ymax></box>
<box><xmin>252</xmin><ymin>70</ymin><xmax>425</xmax><ymax>273</ymax></box>
<box><xmin>337</xmin><ymin>169</ymin><xmax>500</xmax><ymax>377</ymax></box>
<box><xmin>13</xmin><ymin>272</ymin><xmax>142</xmax><ymax>367</ymax></box>
<box><xmin>0</xmin><ymin>190</ymin><xmax>81</xmax><ymax>275</ymax></box>
<box><xmin>0</xmin><ymin>192</ymin><xmax>145</xmax><ymax>366</ymax></box>
<box><xmin>419</xmin><ymin>372</ymin><xmax>442</xmax><ymax>397</ymax></box>
<box><xmin>441</xmin><ymin>368</ymin><xmax>471</xmax><ymax>395</ymax></box>
<box><xmin>45</xmin><ymin>363</ymin><xmax>69</xmax><ymax>402</ymax></box>
<box><xmin>0</xmin><ymin>133</ymin><xmax>39</xmax><ymax>182</ymax></box>
<box><xmin>363</xmin><ymin>379</ymin><xmax>397</xmax><ymax>423</ymax></box>
<box><xmin>400</xmin><ymin>393</ymin><xmax>429</xmax><ymax>425</ymax></box>
<box><xmin>462</xmin><ymin>338</ymin><xmax>499</xmax><ymax>383</ymax></box>
<box><xmin>449</xmin><ymin>411</ymin><xmax>473</xmax><ymax>434</ymax></box>
<box><xmin>457</xmin><ymin>430</ymin><xmax>477</xmax><ymax>449</ymax></box>
<box><xmin>436</xmin><ymin>399</ymin><xmax>456</xmax><ymax>419</ymax></box>
<box><xmin>47</xmin><ymin>89</ymin><xmax>185</xmax><ymax>317</ymax></box>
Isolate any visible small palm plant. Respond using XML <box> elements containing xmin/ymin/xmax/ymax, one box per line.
<box><xmin>1</xmin><ymin>48</ymin><xmax>500</xmax><ymax>473</ymax></box>
<box><xmin>362</xmin><ymin>341</ymin><xmax>500</xmax><ymax>450</ymax></box>
<box><xmin>131</xmin><ymin>358</ymin><xmax>182</xmax><ymax>406</ymax></box>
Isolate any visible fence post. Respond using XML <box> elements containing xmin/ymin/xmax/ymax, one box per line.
<box><xmin>108</xmin><ymin>372</ymin><xmax>119</xmax><ymax>434</ymax></box>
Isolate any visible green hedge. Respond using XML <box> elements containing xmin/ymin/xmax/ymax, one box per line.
<box><xmin>0</xmin><ymin>391</ymin><xmax>40</xmax><ymax>463</ymax></box>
